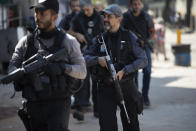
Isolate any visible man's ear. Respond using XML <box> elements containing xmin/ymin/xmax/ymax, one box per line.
<box><xmin>53</xmin><ymin>13</ymin><xmax>58</xmax><ymax>22</ymax></box>
<box><xmin>118</xmin><ymin>16</ymin><xmax>122</xmax><ymax>23</ymax></box>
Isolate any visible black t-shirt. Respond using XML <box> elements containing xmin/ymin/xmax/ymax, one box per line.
<box><xmin>122</xmin><ymin>10</ymin><xmax>154</xmax><ymax>40</ymax></box>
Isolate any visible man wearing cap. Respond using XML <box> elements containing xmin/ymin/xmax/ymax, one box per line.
<box><xmin>69</xmin><ymin>0</ymin><xmax>104</xmax><ymax>50</ymax></box>
<box><xmin>8</xmin><ymin>0</ymin><xmax>86</xmax><ymax>131</ymax></box>
<box><xmin>69</xmin><ymin>0</ymin><xmax>104</xmax><ymax>121</ymax></box>
<box><xmin>85</xmin><ymin>4</ymin><xmax>147</xmax><ymax>131</ymax></box>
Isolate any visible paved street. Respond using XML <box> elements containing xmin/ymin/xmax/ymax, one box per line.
<box><xmin>0</xmin><ymin>28</ymin><xmax>196</xmax><ymax>131</ymax></box>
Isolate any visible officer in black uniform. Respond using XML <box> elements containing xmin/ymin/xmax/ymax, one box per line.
<box><xmin>69</xmin><ymin>0</ymin><xmax>104</xmax><ymax>120</ymax></box>
<box><xmin>121</xmin><ymin>0</ymin><xmax>155</xmax><ymax>107</ymax></box>
<box><xmin>59</xmin><ymin>0</ymin><xmax>80</xmax><ymax>32</ymax></box>
<box><xmin>85</xmin><ymin>4</ymin><xmax>147</xmax><ymax>131</ymax></box>
<box><xmin>8</xmin><ymin>0</ymin><xmax>86</xmax><ymax>131</ymax></box>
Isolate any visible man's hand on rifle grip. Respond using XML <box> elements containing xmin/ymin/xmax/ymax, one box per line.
<box><xmin>115</xmin><ymin>70</ymin><xmax>125</xmax><ymax>81</ymax></box>
<box><xmin>98</xmin><ymin>56</ymin><xmax>107</xmax><ymax>68</ymax></box>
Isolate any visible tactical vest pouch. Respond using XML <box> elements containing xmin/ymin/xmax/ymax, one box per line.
<box><xmin>13</xmin><ymin>81</ymin><xmax>24</xmax><ymax>91</ymax></box>
<box><xmin>13</xmin><ymin>75</ymin><xmax>29</xmax><ymax>91</ymax></box>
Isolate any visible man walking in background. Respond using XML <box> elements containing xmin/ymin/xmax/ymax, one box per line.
<box><xmin>122</xmin><ymin>0</ymin><xmax>155</xmax><ymax>107</ymax></box>
<box><xmin>69</xmin><ymin>0</ymin><xmax>104</xmax><ymax>121</ymax></box>
<box><xmin>59</xmin><ymin>0</ymin><xmax>80</xmax><ymax>32</ymax></box>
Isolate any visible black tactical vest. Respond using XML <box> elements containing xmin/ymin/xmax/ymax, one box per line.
<box><xmin>21</xmin><ymin>28</ymin><xmax>71</xmax><ymax>101</ymax></box>
<box><xmin>92</xmin><ymin>28</ymin><xmax>136</xmax><ymax>83</ymax></box>
<box><xmin>73</xmin><ymin>10</ymin><xmax>104</xmax><ymax>51</ymax></box>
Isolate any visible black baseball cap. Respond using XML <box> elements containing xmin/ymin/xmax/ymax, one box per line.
<box><xmin>30</xmin><ymin>0</ymin><xmax>59</xmax><ymax>13</ymax></box>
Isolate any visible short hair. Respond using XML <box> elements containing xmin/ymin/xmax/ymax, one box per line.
<box><xmin>80</xmin><ymin>0</ymin><xmax>92</xmax><ymax>8</ymax></box>
<box><xmin>130</xmin><ymin>0</ymin><xmax>143</xmax><ymax>4</ymax></box>
<box><xmin>69</xmin><ymin>0</ymin><xmax>80</xmax><ymax>6</ymax></box>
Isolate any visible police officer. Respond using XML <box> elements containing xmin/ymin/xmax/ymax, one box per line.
<box><xmin>69</xmin><ymin>0</ymin><xmax>104</xmax><ymax>120</ymax></box>
<box><xmin>8</xmin><ymin>0</ymin><xmax>86</xmax><ymax>131</ymax></box>
<box><xmin>69</xmin><ymin>0</ymin><xmax>104</xmax><ymax>51</ymax></box>
<box><xmin>85</xmin><ymin>4</ymin><xmax>147</xmax><ymax>131</ymax></box>
<box><xmin>59</xmin><ymin>0</ymin><xmax>80</xmax><ymax>32</ymax></box>
<box><xmin>122</xmin><ymin>0</ymin><xmax>155</xmax><ymax>107</ymax></box>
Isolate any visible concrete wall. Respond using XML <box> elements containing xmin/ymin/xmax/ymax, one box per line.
<box><xmin>176</xmin><ymin>0</ymin><xmax>186</xmax><ymax>18</ymax></box>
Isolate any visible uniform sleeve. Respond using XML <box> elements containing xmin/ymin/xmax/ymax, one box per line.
<box><xmin>63</xmin><ymin>35</ymin><xmax>87</xmax><ymax>79</ymax></box>
<box><xmin>123</xmin><ymin>33</ymin><xmax>148</xmax><ymax>74</ymax></box>
<box><xmin>8</xmin><ymin>36</ymin><xmax>27</xmax><ymax>73</ymax></box>
<box><xmin>84</xmin><ymin>38</ymin><xmax>99</xmax><ymax>67</ymax></box>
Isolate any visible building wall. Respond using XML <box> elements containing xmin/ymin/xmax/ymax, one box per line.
<box><xmin>176</xmin><ymin>0</ymin><xmax>196</xmax><ymax>30</ymax></box>
<box><xmin>176</xmin><ymin>0</ymin><xmax>186</xmax><ymax>18</ymax></box>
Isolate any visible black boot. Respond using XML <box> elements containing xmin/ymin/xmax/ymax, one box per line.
<box><xmin>73</xmin><ymin>107</ymin><xmax>84</xmax><ymax>121</ymax></box>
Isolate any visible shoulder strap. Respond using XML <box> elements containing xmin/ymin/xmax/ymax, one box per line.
<box><xmin>25</xmin><ymin>32</ymin><xmax>38</xmax><ymax>60</ymax></box>
<box><xmin>53</xmin><ymin>28</ymin><xmax>67</xmax><ymax>51</ymax></box>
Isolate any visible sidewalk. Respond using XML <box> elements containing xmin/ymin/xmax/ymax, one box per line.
<box><xmin>0</xmin><ymin>28</ymin><xmax>196</xmax><ymax>131</ymax></box>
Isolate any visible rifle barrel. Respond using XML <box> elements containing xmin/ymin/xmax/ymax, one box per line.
<box><xmin>0</xmin><ymin>68</ymin><xmax>24</xmax><ymax>84</ymax></box>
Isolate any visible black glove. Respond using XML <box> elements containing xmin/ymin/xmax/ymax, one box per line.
<box><xmin>13</xmin><ymin>76</ymin><xmax>27</xmax><ymax>91</ymax></box>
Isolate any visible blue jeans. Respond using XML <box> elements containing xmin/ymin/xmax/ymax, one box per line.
<box><xmin>135</xmin><ymin>48</ymin><xmax>151</xmax><ymax>99</ymax></box>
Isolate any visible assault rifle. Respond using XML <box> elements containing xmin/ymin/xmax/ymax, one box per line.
<box><xmin>98</xmin><ymin>35</ymin><xmax>131</xmax><ymax>124</ymax></box>
<box><xmin>0</xmin><ymin>48</ymin><xmax>66</xmax><ymax>85</ymax></box>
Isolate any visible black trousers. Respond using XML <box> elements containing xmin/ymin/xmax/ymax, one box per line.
<box><xmin>97</xmin><ymin>81</ymin><xmax>140</xmax><ymax>131</ymax></box>
<box><xmin>73</xmin><ymin>69</ymin><xmax>98</xmax><ymax>113</ymax></box>
<box><xmin>73</xmin><ymin>71</ymin><xmax>91</xmax><ymax>107</ymax></box>
<box><xmin>26</xmin><ymin>97</ymin><xmax>71</xmax><ymax>131</ymax></box>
